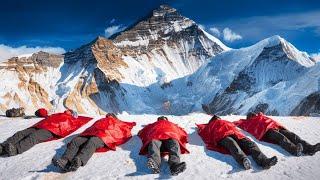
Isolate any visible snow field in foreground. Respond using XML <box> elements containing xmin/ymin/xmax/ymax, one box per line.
<box><xmin>0</xmin><ymin>113</ymin><xmax>319</xmax><ymax>180</ymax></box>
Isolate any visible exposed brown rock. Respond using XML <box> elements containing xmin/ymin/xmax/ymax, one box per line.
<box><xmin>91</xmin><ymin>37</ymin><xmax>128</xmax><ymax>81</ymax></box>
<box><xmin>27</xmin><ymin>78</ymin><xmax>52</xmax><ymax>109</ymax></box>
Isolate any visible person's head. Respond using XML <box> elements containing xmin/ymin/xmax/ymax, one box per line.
<box><xmin>246</xmin><ymin>112</ymin><xmax>256</xmax><ymax>119</ymax></box>
<box><xmin>64</xmin><ymin>109</ymin><xmax>78</xmax><ymax>118</ymax></box>
<box><xmin>106</xmin><ymin>113</ymin><xmax>117</xmax><ymax>119</ymax></box>
<box><xmin>209</xmin><ymin>114</ymin><xmax>221</xmax><ymax>122</ymax></box>
<box><xmin>257</xmin><ymin>112</ymin><xmax>264</xmax><ymax>116</ymax></box>
<box><xmin>35</xmin><ymin>108</ymin><xmax>48</xmax><ymax>117</ymax></box>
<box><xmin>64</xmin><ymin>109</ymin><xmax>72</xmax><ymax>115</ymax></box>
<box><xmin>157</xmin><ymin>116</ymin><xmax>168</xmax><ymax>121</ymax></box>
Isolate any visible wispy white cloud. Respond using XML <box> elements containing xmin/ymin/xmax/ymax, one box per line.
<box><xmin>209</xmin><ymin>27</ymin><xmax>221</xmax><ymax>37</ymax></box>
<box><xmin>222</xmin><ymin>28</ymin><xmax>242</xmax><ymax>42</ymax></box>
<box><xmin>110</xmin><ymin>18</ymin><xmax>116</xmax><ymax>24</ymax></box>
<box><xmin>0</xmin><ymin>44</ymin><xmax>65</xmax><ymax>62</ymax></box>
<box><xmin>210</xmin><ymin>10</ymin><xmax>320</xmax><ymax>41</ymax></box>
<box><xmin>104</xmin><ymin>25</ymin><xmax>126</xmax><ymax>38</ymax></box>
<box><xmin>311</xmin><ymin>52</ymin><xmax>320</xmax><ymax>62</ymax></box>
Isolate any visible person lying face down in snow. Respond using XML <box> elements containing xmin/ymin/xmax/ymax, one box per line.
<box><xmin>0</xmin><ymin>109</ymin><xmax>92</xmax><ymax>157</ymax></box>
<box><xmin>52</xmin><ymin>113</ymin><xmax>136</xmax><ymax>172</ymax></box>
<box><xmin>196</xmin><ymin>115</ymin><xmax>278</xmax><ymax>170</ymax></box>
<box><xmin>138</xmin><ymin>116</ymin><xmax>189</xmax><ymax>176</ymax></box>
<box><xmin>234</xmin><ymin>112</ymin><xmax>320</xmax><ymax>156</ymax></box>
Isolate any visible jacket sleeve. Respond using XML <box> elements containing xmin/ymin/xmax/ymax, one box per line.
<box><xmin>137</xmin><ymin>124</ymin><xmax>151</xmax><ymax>139</ymax></box>
<box><xmin>195</xmin><ymin>123</ymin><xmax>207</xmax><ymax>134</ymax></box>
<box><xmin>233</xmin><ymin>119</ymin><xmax>244</xmax><ymax>127</ymax></box>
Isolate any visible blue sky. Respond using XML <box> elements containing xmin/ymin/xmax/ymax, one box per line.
<box><xmin>0</xmin><ymin>0</ymin><xmax>320</xmax><ymax>60</ymax></box>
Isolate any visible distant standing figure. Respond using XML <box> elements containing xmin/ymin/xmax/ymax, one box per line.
<box><xmin>163</xmin><ymin>100</ymin><xmax>171</xmax><ymax>113</ymax></box>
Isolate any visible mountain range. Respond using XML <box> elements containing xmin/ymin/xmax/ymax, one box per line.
<box><xmin>0</xmin><ymin>5</ymin><xmax>319</xmax><ymax>116</ymax></box>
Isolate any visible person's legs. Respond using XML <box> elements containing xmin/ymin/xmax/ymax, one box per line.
<box><xmin>2</xmin><ymin>128</ymin><xmax>37</xmax><ymax>146</ymax></box>
<box><xmin>61</xmin><ymin>136</ymin><xmax>89</xmax><ymax>162</ymax></box>
<box><xmin>147</xmin><ymin>140</ymin><xmax>162</xmax><ymax>173</ymax></box>
<box><xmin>264</xmin><ymin>129</ymin><xmax>303</xmax><ymax>156</ymax></box>
<box><xmin>73</xmin><ymin>137</ymin><xmax>105</xmax><ymax>166</ymax></box>
<box><xmin>219</xmin><ymin>136</ymin><xmax>251</xmax><ymax>170</ymax></box>
<box><xmin>52</xmin><ymin>136</ymin><xmax>89</xmax><ymax>171</ymax></box>
<box><xmin>0</xmin><ymin>128</ymin><xmax>37</xmax><ymax>155</ymax></box>
<box><xmin>6</xmin><ymin>128</ymin><xmax>54</xmax><ymax>156</ymax></box>
<box><xmin>162</xmin><ymin>139</ymin><xmax>186</xmax><ymax>176</ymax></box>
<box><xmin>236</xmin><ymin>137</ymin><xmax>277</xmax><ymax>169</ymax></box>
<box><xmin>68</xmin><ymin>136</ymin><xmax>105</xmax><ymax>171</ymax></box>
<box><xmin>279</xmin><ymin>129</ymin><xmax>318</xmax><ymax>155</ymax></box>
<box><xmin>162</xmin><ymin>139</ymin><xmax>181</xmax><ymax>166</ymax></box>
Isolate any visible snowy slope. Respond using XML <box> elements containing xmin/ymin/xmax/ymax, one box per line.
<box><xmin>112</xmin><ymin>5</ymin><xmax>229</xmax><ymax>87</ymax></box>
<box><xmin>0</xmin><ymin>114</ymin><xmax>319</xmax><ymax>180</ymax></box>
<box><xmin>167</xmin><ymin>35</ymin><xmax>319</xmax><ymax>116</ymax></box>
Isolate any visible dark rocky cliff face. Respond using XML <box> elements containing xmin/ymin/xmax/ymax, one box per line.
<box><xmin>291</xmin><ymin>92</ymin><xmax>320</xmax><ymax>116</ymax></box>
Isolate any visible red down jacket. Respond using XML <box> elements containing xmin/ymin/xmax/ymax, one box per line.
<box><xmin>197</xmin><ymin>119</ymin><xmax>246</xmax><ymax>154</ymax></box>
<box><xmin>80</xmin><ymin>115</ymin><xmax>136</xmax><ymax>152</ymax></box>
<box><xmin>233</xmin><ymin>112</ymin><xmax>285</xmax><ymax>140</ymax></box>
<box><xmin>138</xmin><ymin>119</ymin><xmax>189</xmax><ymax>155</ymax></box>
<box><xmin>33</xmin><ymin>112</ymin><xmax>92</xmax><ymax>138</ymax></box>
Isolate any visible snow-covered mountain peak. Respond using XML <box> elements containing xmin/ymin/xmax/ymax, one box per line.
<box><xmin>107</xmin><ymin>5</ymin><xmax>228</xmax><ymax>87</ymax></box>
<box><xmin>152</xmin><ymin>4</ymin><xmax>178</xmax><ymax>16</ymax></box>
<box><xmin>261</xmin><ymin>35</ymin><xmax>283</xmax><ymax>47</ymax></box>
<box><xmin>112</xmin><ymin>5</ymin><xmax>227</xmax><ymax>51</ymax></box>
<box><xmin>239</xmin><ymin>35</ymin><xmax>315</xmax><ymax>67</ymax></box>
<box><xmin>189</xmin><ymin>35</ymin><xmax>319</xmax><ymax>116</ymax></box>
<box><xmin>112</xmin><ymin>5</ymin><xmax>194</xmax><ymax>47</ymax></box>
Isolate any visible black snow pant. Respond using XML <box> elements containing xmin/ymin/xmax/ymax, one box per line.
<box><xmin>219</xmin><ymin>136</ymin><xmax>268</xmax><ymax>167</ymax></box>
<box><xmin>148</xmin><ymin>139</ymin><xmax>181</xmax><ymax>167</ymax></box>
<box><xmin>1</xmin><ymin>127</ymin><xmax>54</xmax><ymax>154</ymax></box>
<box><xmin>60</xmin><ymin>136</ymin><xmax>105</xmax><ymax>166</ymax></box>
<box><xmin>264</xmin><ymin>129</ymin><xmax>313</xmax><ymax>154</ymax></box>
